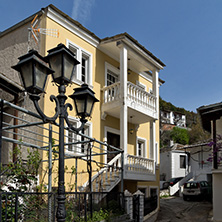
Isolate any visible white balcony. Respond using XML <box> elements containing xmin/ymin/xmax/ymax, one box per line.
<box><xmin>124</xmin><ymin>154</ymin><xmax>156</xmax><ymax>181</ymax></box>
<box><xmin>101</xmin><ymin>81</ymin><xmax>158</xmax><ymax>123</ymax></box>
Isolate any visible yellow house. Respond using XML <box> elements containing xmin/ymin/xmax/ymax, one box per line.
<box><xmin>0</xmin><ymin>4</ymin><xmax>165</xmax><ymax>215</ymax></box>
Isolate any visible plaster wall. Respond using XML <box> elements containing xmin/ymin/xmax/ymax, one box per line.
<box><xmin>0</xmin><ymin>17</ymin><xmax>42</xmax><ymax>165</ymax></box>
<box><xmin>160</xmin><ymin>151</ymin><xmax>171</xmax><ymax>181</ymax></box>
<box><xmin>171</xmin><ymin>151</ymin><xmax>188</xmax><ymax>178</ymax></box>
<box><xmin>213</xmin><ymin>170</ymin><xmax>222</xmax><ymax>222</ymax></box>
<box><xmin>189</xmin><ymin>146</ymin><xmax>212</xmax><ymax>181</ymax></box>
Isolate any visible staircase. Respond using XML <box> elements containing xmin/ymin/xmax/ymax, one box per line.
<box><xmin>169</xmin><ymin>172</ymin><xmax>193</xmax><ymax>196</ymax></box>
<box><xmin>80</xmin><ymin>154</ymin><xmax>122</xmax><ymax>197</ymax></box>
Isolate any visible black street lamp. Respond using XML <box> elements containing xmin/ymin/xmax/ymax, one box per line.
<box><xmin>12</xmin><ymin>43</ymin><xmax>98</xmax><ymax>221</ymax></box>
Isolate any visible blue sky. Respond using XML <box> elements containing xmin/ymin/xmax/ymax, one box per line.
<box><xmin>1</xmin><ymin>0</ymin><xmax>222</xmax><ymax>112</ymax></box>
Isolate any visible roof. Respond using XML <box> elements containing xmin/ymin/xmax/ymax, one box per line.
<box><xmin>178</xmin><ymin>142</ymin><xmax>210</xmax><ymax>150</ymax></box>
<box><xmin>101</xmin><ymin>32</ymin><xmax>165</xmax><ymax>67</ymax></box>
<box><xmin>0</xmin><ymin>72</ymin><xmax>23</xmax><ymax>95</ymax></box>
<box><xmin>160</xmin><ymin>143</ymin><xmax>185</xmax><ymax>153</ymax></box>
<box><xmin>0</xmin><ymin>4</ymin><xmax>165</xmax><ymax>69</ymax></box>
<box><xmin>197</xmin><ymin>102</ymin><xmax>222</xmax><ymax>132</ymax></box>
<box><xmin>48</xmin><ymin>4</ymin><xmax>101</xmax><ymax>42</ymax></box>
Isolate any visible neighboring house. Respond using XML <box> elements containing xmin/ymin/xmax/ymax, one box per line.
<box><xmin>182</xmin><ymin>142</ymin><xmax>212</xmax><ymax>182</ymax></box>
<box><xmin>0</xmin><ymin>72</ymin><xmax>37</xmax><ymax>165</ymax></box>
<box><xmin>0</xmin><ymin>4</ymin><xmax>165</xmax><ymax>218</ymax></box>
<box><xmin>160</xmin><ymin>143</ymin><xmax>189</xmax><ymax>182</ymax></box>
<box><xmin>160</xmin><ymin>110</ymin><xmax>186</xmax><ymax>128</ymax></box>
<box><xmin>198</xmin><ymin>102</ymin><xmax>222</xmax><ymax>222</ymax></box>
<box><xmin>160</xmin><ymin>110</ymin><xmax>187</xmax><ymax>147</ymax></box>
<box><xmin>160</xmin><ymin>142</ymin><xmax>212</xmax><ymax>195</ymax></box>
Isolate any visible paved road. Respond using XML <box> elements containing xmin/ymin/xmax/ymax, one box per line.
<box><xmin>155</xmin><ymin>196</ymin><xmax>212</xmax><ymax>222</ymax></box>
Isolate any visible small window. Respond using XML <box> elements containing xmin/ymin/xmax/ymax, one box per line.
<box><xmin>67</xmin><ymin>40</ymin><xmax>92</xmax><ymax>85</ymax></box>
<box><xmin>80</xmin><ymin>125</ymin><xmax>90</xmax><ymax>154</ymax></box>
<box><xmin>105</xmin><ymin>62</ymin><xmax>119</xmax><ymax>87</ymax></box>
<box><xmin>138</xmin><ymin>142</ymin><xmax>142</xmax><ymax>156</ymax></box>
<box><xmin>81</xmin><ymin>53</ymin><xmax>89</xmax><ymax>83</ymax></box>
<box><xmin>180</xmin><ymin>155</ymin><xmax>186</xmax><ymax>168</ymax></box>
<box><xmin>107</xmin><ymin>69</ymin><xmax>118</xmax><ymax>86</ymax></box>
<box><xmin>66</xmin><ymin>118</ymin><xmax>92</xmax><ymax>155</ymax></box>
<box><xmin>137</xmin><ymin>138</ymin><xmax>146</xmax><ymax>158</ymax></box>
<box><xmin>67</xmin><ymin>121</ymin><xmax>78</xmax><ymax>152</ymax></box>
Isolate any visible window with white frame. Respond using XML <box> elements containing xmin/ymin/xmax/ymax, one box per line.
<box><xmin>80</xmin><ymin>124</ymin><xmax>90</xmax><ymax>154</ymax></box>
<box><xmin>137</xmin><ymin>137</ymin><xmax>146</xmax><ymax>158</ymax></box>
<box><xmin>67</xmin><ymin>40</ymin><xmax>92</xmax><ymax>86</ymax></box>
<box><xmin>66</xmin><ymin>118</ymin><xmax>92</xmax><ymax>155</ymax></box>
<box><xmin>105</xmin><ymin>62</ymin><xmax>119</xmax><ymax>86</ymax></box>
<box><xmin>67</xmin><ymin>121</ymin><xmax>78</xmax><ymax>152</ymax></box>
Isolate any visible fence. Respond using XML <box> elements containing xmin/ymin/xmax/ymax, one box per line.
<box><xmin>144</xmin><ymin>195</ymin><xmax>158</xmax><ymax>216</ymax></box>
<box><xmin>0</xmin><ymin>191</ymin><xmax>125</xmax><ymax>221</ymax></box>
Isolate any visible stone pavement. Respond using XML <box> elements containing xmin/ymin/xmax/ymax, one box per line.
<box><xmin>155</xmin><ymin>196</ymin><xmax>212</xmax><ymax>222</ymax></box>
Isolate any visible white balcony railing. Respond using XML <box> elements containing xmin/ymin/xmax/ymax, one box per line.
<box><xmin>102</xmin><ymin>81</ymin><xmax>156</xmax><ymax>113</ymax></box>
<box><xmin>127</xmin><ymin>82</ymin><xmax>156</xmax><ymax>112</ymax></box>
<box><xmin>125</xmin><ymin>154</ymin><xmax>155</xmax><ymax>175</ymax></box>
<box><xmin>103</xmin><ymin>82</ymin><xmax>121</xmax><ymax>103</ymax></box>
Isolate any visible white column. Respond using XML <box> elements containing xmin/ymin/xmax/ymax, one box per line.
<box><xmin>119</xmin><ymin>43</ymin><xmax>128</xmax><ymax>155</ymax></box>
<box><xmin>152</xmin><ymin>69</ymin><xmax>159</xmax><ymax>117</ymax></box>
<box><xmin>150</xmin><ymin>120</ymin><xmax>156</xmax><ymax>160</ymax></box>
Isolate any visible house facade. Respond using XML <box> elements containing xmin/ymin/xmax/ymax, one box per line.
<box><xmin>0</xmin><ymin>4</ymin><xmax>165</xmax><ymax>207</ymax></box>
<box><xmin>160</xmin><ymin>110</ymin><xmax>186</xmax><ymax>128</ymax></box>
<box><xmin>160</xmin><ymin>144</ymin><xmax>189</xmax><ymax>182</ymax></box>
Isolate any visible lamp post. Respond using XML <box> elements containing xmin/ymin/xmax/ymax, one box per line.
<box><xmin>12</xmin><ymin>43</ymin><xmax>99</xmax><ymax>221</ymax></box>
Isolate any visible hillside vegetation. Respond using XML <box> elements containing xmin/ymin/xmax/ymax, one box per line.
<box><xmin>160</xmin><ymin>97</ymin><xmax>210</xmax><ymax>146</ymax></box>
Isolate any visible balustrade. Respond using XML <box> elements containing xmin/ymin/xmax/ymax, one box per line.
<box><xmin>102</xmin><ymin>81</ymin><xmax>157</xmax><ymax>113</ymax></box>
<box><xmin>125</xmin><ymin>154</ymin><xmax>155</xmax><ymax>175</ymax></box>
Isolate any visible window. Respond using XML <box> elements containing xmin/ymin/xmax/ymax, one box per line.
<box><xmin>68</xmin><ymin>122</ymin><xmax>77</xmax><ymax>152</ymax></box>
<box><xmin>66</xmin><ymin>118</ymin><xmax>92</xmax><ymax>155</ymax></box>
<box><xmin>180</xmin><ymin>155</ymin><xmax>186</xmax><ymax>168</ymax></box>
<box><xmin>107</xmin><ymin>69</ymin><xmax>118</xmax><ymax>86</ymax></box>
<box><xmin>80</xmin><ymin>124</ymin><xmax>90</xmax><ymax>154</ymax></box>
<box><xmin>105</xmin><ymin>62</ymin><xmax>119</xmax><ymax>86</ymax></box>
<box><xmin>81</xmin><ymin>53</ymin><xmax>89</xmax><ymax>83</ymax></box>
<box><xmin>137</xmin><ymin>137</ymin><xmax>146</xmax><ymax>158</ymax></box>
<box><xmin>67</xmin><ymin>40</ymin><xmax>92</xmax><ymax>85</ymax></box>
<box><xmin>138</xmin><ymin>142</ymin><xmax>143</xmax><ymax>156</ymax></box>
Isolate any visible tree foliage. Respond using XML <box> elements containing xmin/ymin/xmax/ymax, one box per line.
<box><xmin>170</xmin><ymin>127</ymin><xmax>189</xmax><ymax>145</ymax></box>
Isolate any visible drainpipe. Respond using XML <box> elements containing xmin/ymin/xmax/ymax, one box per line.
<box><xmin>0</xmin><ymin>99</ymin><xmax>3</xmax><ymax>170</ymax></box>
<box><xmin>13</xmin><ymin>95</ymin><xmax>19</xmax><ymax>162</ymax></box>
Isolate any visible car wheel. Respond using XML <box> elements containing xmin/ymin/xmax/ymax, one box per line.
<box><xmin>183</xmin><ymin>195</ymin><xmax>187</xmax><ymax>201</ymax></box>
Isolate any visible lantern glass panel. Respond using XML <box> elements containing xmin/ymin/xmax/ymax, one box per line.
<box><xmin>20</xmin><ymin>62</ymin><xmax>33</xmax><ymax>88</ymax></box>
<box><xmin>64</xmin><ymin>53</ymin><xmax>75</xmax><ymax>81</ymax></box>
<box><xmin>75</xmin><ymin>97</ymin><xmax>86</xmax><ymax>116</ymax></box>
<box><xmin>49</xmin><ymin>55</ymin><xmax>62</xmax><ymax>80</ymax></box>
<box><xmin>35</xmin><ymin>63</ymin><xmax>48</xmax><ymax>90</ymax></box>
<box><xmin>86</xmin><ymin>96</ymin><xmax>94</xmax><ymax>116</ymax></box>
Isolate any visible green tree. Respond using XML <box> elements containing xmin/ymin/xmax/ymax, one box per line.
<box><xmin>170</xmin><ymin>127</ymin><xmax>189</xmax><ymax>145</ymax></box>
